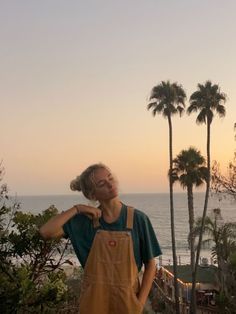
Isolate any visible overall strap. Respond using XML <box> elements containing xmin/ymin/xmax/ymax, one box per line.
<box><xmin>126</xmin><ymin>206</ymin><xmax>134</xmax><ymax>230</ymax></box>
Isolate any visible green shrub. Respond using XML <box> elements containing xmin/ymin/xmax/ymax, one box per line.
<box><xmin>0</xmin><ymin>183</ymin><xmax>74</xmax><ymax>313</ymax></box>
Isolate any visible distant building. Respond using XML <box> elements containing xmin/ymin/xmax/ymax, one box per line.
<box><xmin>154</xmin><ymin>262</ymin><xmax>219</xmax><ymax>313</ymax></box>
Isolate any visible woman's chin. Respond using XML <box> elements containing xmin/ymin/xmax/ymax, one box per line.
<box><xmin>108</xmin><ymin>190</ymin><xmax>118</xmax><ymax>200</ymax></box>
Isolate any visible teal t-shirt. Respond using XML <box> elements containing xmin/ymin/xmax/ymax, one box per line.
<box><xmin>63</xmin><ymin>203</ymin><xmax>162</xmax><ymax>272</ymax></box>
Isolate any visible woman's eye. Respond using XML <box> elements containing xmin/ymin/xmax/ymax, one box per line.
<box><xmin>98</xmin><ymin>182</ymin><xmax>105</xmax><ymax>188</ymax></box>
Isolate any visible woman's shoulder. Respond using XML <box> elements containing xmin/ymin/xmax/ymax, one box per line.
<box><xmin>124</xmin><ymin>204</ymin><xmax>149</xmax><ymax>222</ymax></box>
<box><xmin>65</xmin><ymin>211</ymin><xmax>93</xmax><ymax>229</ymax></box>
<box><xmin>134</xmin><ymin>208</ymin><xmax>152</xmax><ymax>226</ymax></box>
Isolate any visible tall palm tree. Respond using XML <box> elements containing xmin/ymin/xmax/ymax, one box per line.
<box><xmin>187</xmin><ymin>80</ymin><xmax>226</xmax><ymax>313</ymax></box>
<box><xmin>172</xmin><ymin>147</ymin><xmax>207</xmax><ymax>276</ymax></box>
<box><xmin>147</xmin><ymin>80</ymin><xmax>186</xmax><ymax>314</ymax></box>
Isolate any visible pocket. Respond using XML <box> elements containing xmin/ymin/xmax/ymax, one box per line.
<box><xmin>96</xmin><ymin>237</ymin><xmax>128</xmax><ymax>264</ymax></box>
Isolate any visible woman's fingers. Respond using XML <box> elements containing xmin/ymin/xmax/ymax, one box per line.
<box><xmin>95</xmin><ymin>209</ymin><xmax>102</xmax><ymax>218</ymax></box>
<box><xmin>91</xmin><ymin>208</ymin><xmax>101</xmax><ymax>219</ymax></box>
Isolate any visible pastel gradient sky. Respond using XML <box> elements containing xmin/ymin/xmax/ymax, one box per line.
<box><xmin>1</xmin><ymin>1</ymin><xmax>235</xmax><ymax>195</ymax></box>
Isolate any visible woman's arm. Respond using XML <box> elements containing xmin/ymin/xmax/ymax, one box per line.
<box><xmin>137</xmin><ymin>258</ymin><xmax>156</xmax><ymax>307</ymax></box>
<box><xmin>39</xmin><ymin>204</ymin><xmax>101</xmax><ymax>240</ymax></box>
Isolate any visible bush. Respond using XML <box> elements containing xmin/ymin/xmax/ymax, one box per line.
<box><xmin>0</xmin><ymin>178</ymin><xmax>74</xmax><ymax>313</ymax></box>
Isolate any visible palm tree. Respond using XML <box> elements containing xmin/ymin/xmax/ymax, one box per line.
<box><xmin>187</xmin><ymin>80</ymin><xmax>226</xmax><ymax>313</ymax></box>
<box><xmin>192</xmin><ymin>209</ymin><xmax>236</xmax><ymax>297</ymax></box>
<box><xmin>172</xmin><ymin>147</ymin><xmax>207</xmax><ymax>282</ymax></box>
<box><xmin>147</xmin><ymin>80</ymin><xmax>186</xmax><ymax>314</ymax></box>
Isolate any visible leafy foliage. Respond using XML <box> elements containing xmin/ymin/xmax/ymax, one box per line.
<box><xmin>147</xmin><ymin>80</ymin><xmax>186</xmax><ymax>119</ymax></box>
<box><xmin>188</xmin><ymin>80</ymin><xmax>226</xmax><ymax>125</ymax></box>
<box><xmin>212</xmin><ymin>159</ymin><xmax>236</xmax><ymax>200</ymax></box>
<box><xmin>0</xmin><ymin>173</ymin><xmax>74</xmax><ymax>313</ymax></box>
<box><xmin>192</xmin><ymin>209</ymin><xmax>236</xmax><ymax>312</ymax></box>
<box><xmin>172</xmin><ymin>147</ymin><xmax>207</xmax><ymax>189</ymax></box>
<box><xmin>211</xmin><ymin>122</ymin><xmax>236</xmax><ymax>200</ymax></box>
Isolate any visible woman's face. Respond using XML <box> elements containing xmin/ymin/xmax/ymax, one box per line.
<box><xmin>92</xmin><ymin>168</ymin><xmax>118</xmax><ymax>201</ymax></box>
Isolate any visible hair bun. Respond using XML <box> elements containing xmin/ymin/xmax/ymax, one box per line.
<box><xmin>70</xmin><ymin>176</ymin><xmax>82</xmax><ymax>191</ymax></box>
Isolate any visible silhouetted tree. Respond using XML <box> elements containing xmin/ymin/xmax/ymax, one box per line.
<box><xmin>187</xmin><ymin>80</ymin><xmax>226</xmax><ymax>313</ymax></box>
<box><xmin>172</xmin><ymin>146</ymin><xmax>207</xmax><ymax>309</ymax></box>
<box><xmin>148</xmin><ymin>80</ymin><xmax>186</xmax><ymax>314</ymax></box>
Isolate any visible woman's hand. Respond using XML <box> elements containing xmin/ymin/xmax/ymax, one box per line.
<box><xmin>74</xmin><ymin>204</ymin><xmax>102</xmax><ymax>220</ymax></box>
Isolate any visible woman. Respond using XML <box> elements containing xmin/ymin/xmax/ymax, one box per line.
<box><xmin>40</xmin><ymin>163</ymin><xmax>162</xmax><ymax>314</ymax></box>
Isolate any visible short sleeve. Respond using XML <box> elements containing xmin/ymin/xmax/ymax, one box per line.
<box><xmin>61</xmin><ymin>214</ymin><xmax>97</xmax><ymax>268</ymax></box>
<box><xmin>135</xmin><ymin>210</ymin><xmax>162</xmax><ymax>264</ymax></box>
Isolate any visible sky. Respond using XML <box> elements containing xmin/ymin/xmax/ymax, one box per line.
<box><xmin>0</xmin><ymin>0</ymin><xmax>235</xmax><ymax>195</ymax></box>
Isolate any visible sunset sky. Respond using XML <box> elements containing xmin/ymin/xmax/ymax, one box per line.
<box><xmin>1</xmin><ymin>1</ymin><xmax>235</xmax><ymax>195</ymax></box>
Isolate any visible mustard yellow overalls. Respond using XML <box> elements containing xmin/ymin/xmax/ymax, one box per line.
<box><xmin>79</xmin><ymin>207</ymin><xmax>143</xmax><ymax>314</ymax></box>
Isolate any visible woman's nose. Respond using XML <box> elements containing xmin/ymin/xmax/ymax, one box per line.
<box><xmin>107</xmin><ymin>181</ymin><xmax>112</xmax><ymax>188</ymax></box>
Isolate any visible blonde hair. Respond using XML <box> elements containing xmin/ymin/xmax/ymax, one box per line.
<box><xmin>70</xmin><ymin>163</ymin><xmax>110</xmax><ymax>200</ymax></box>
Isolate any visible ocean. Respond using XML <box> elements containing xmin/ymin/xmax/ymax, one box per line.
<box><xmin>15</xmin><ymin>192</ymin><xmax>236</xmax><ymax>266</ymax></box>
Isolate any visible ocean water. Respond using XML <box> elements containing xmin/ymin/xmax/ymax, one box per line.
<box><xmin>15</xmin><ymin>192</ymin><xmax>236</xmax><ymax>266</ymax></box>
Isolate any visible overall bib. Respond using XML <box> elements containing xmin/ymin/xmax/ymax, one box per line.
<box><xmin>79</xmin><ymin>207</ymin><xmax>143</xmax><ymax>314</ymax></box>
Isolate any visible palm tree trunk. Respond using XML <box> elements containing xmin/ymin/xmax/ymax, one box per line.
<box><xmin>190</xmin><ymin>121</ymin><xmax>211</xmax><ymax>314</ymax></box>
<box><xmin>187</xmin><ymin>185</ymin><xmax>195</xmax><ymax>269</ymax></box>
<box><xmin>187</xmin><ymin>184</ymin><xmax>196</xmax><ymax>311</ymax></box>
<box><xmin>168</xmin><ymin>115</ymin><xmax>180</xmax><ymax>314</ymax></box>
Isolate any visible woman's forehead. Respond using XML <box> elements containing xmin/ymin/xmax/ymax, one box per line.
<box><xmin>93</xmin><ymin>167</ymin><xmax>111</xmax><ymax>180</ymax></box>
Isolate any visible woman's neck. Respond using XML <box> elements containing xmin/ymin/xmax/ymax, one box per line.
<box><xmin>99</xmin><ymin>198</ymin><xmax>122</xmax><ymax>223</ymax></box>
